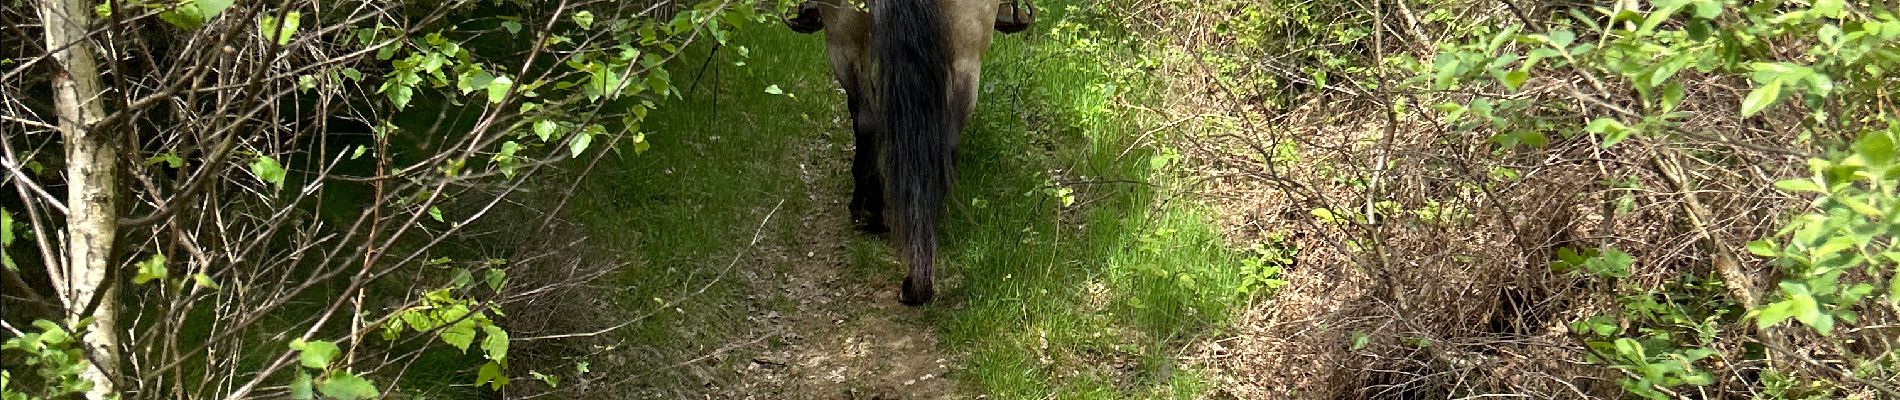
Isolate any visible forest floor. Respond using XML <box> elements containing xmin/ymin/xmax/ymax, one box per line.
<box><xmin>542</xmin><ymin>3</ymin><xmax>1270</xmax><ymax>398</ymax></box>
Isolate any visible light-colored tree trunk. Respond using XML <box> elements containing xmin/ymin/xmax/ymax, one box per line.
<box><xmin>39</xmin><ymin>0</ymin><xmax>122</xmax><ymax>398</ymax></box>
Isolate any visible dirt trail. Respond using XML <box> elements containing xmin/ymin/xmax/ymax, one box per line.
<box><xmin>719</xmin><ymin>121</ymin><xmax>958</xmax><ymax>399</ymax></box>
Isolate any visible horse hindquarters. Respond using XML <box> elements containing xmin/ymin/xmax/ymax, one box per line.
<box><xmin>831</xmin><ymin>0</ymin><xmax>991</xmax><ymax>305</ymax></box>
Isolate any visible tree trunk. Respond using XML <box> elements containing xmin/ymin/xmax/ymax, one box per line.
<box><xmin>39</xmin><ymin>0</ymin><xmax>121</xmax><ymax>398</ymax></box>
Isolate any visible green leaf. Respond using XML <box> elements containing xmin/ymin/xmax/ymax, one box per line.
<box><xmin>1819</xmin><ymin>24</ymin><xmax>1843</xmax><ymax>49</ymax></box>
<box><xmin>764</xmin><ymin>84</ymin><xmax>784</xmax><ymax>95</ymax></box>
<box><xmin>33</xmin><ymin>319</ymin><xmax>68</xmax><ymax>344</ymax></box>
<box><xmin>1889</xmin><ymin>273</ymin><xmax>1899</xmax><ymax>306</ymax></box>
<box><xmin>1639</xmin><ymin>1</ymin><xmax>1686</xmax><ymax>35</ymax></box>
<box><xmin>1601</xmin><ymin>127</ymin><xmax>1634</xmax><ymax>148</ymax></box>
<box><xmin>146</xmin><ymin>151</ymin><xmax>185</xmax><ymax>168</ymax></box>
<box><xmin>1592</xmin><ymin>320</ymin><xmax>1617</xmax><ymax>336</ymax></box>
<box><xmin>1690</xmin><ymin>0</ymin><xmax>1722</xmax><ymax>18</ymax></box>
<box><xmin>450</xmin><ymin>268</ymin><xmax>473</xmax><ymax>289</ymax></box>
<box><xmin>197</xmin><ymin>0</ymin><xmax>235</xmax><ymax>20</ymax></box>
<box><xmin>1812</xmin><ymin>0</ymin><xmax>1844</xmax><ymax>18</ymax></box>
<box><xmin>1586</xmin><ymin>118</ymin><xmax>1633</xmax><ymax>148</ymax></box>
<box><xmin>1781</xmin><ymin>281</ymin><xmax>1813</xmax><ymax>296</ymax></box>
<box><xmin>1517</xmin><ymin>131</ymin><xmax>1548</xmax><ymax>148</ymax></box>
<box><xmin>192</xmin><ymin>273</ymin><xmax>221</xmax><ymax>290</ymax></box>
<box><xmin>1790</xmin><ymin>293</ymin><xmax>1822</xmax><ymax>326</ymax></box>
<box><xmin>1431</xmin><ymin>53</ymin><xmax>1463</xmax><ymax>89</ymax></box>
<box><xmin>481</xmin><ymin>324</ymin><xmax>509</xmax><ymax>361</ymax></box>
<box><xmin>1682</xmin><ymin>371</ymin><xmax>1716</xmax><ymax>386</ymax></box>
<box><xmin>1501</xmin><ymin>70</ymin><xmax>1530</xmax><ymax>91</ymax></box>
<box><xmin>1311</xmin><ymin>208</ymin><xmax>1337</xmax><ymax>223</ymax></box>
<box><xmin>1586</xmin><ymin>248</ymin><xmax>1633</xmax><ymax>278</ymax></box>
<box><xmin>572</xmin><ymin>11</ymin><xmax>595</xmax><ymax>30</ymax></box>
<box><xmin>1815</xmin><ymin>236</ymin><xmax>1856</xmax><ymax>258</ymax></box>
<box><xmin>1757</xmin><ymin>299</ymin><xmax>1796</xmax><ymax>329</ymax></box>
<box><xmin>1741</xmin><ymin>80</ymin><xmax>1782</xmax><ymax>117</ymax></box>
<box><xmin>533</xmin><ymin>120</ymin><xmax>558</xmax><ymax>141</ymax></box>
<box><xmin>1660</xmin><ymin>83</ymin><xmax>1685</xmax><ymax>112</ymax></box>
<box><xmin>1854</xmin><ymin>130</ymin><xmax>1896</xmax><ymax>166</ymax></box>
<box><xmin>1585</xmin><ymin>118</ymin><xmax>1620</xmax><ymax>134</ymax></box>
<box><xmin>457</xmin><ymin>70</ymin><xmax>494</xmax><ymax>94</ymax></box>
<box><xmin>316</xmin><ymin>373</ymin><xmax>379</xmax><ymax>400</ymax></box>
<box><xmin>531</xmin><ymin>370</ymin><xmax>559</xmax><ymax>387</ymax></box>
<box><xmin>134</xmin><ymin>254</ymin><xmax>168</xmax><ymax>285</ymax></box>
<box><xmin>569</xmin><ymin>131</ymin><xmax>593</xmax><ymax>158</ymax></box>
<box><xmin>259</xmin><ymin>12</ymin><xmax>302</xmax><ymax>45</ymax></box>
<box><xmin>500</xmin><ymin>20</ymin><xmax>523</xmax><ymax>34</ymax></box>
<box><xmin>1648</xmin><ymin>58</ymin><xmax>1687</xmax><ymax>88</ymax></box>
<box><xmin>1547</xmin><ymin>30</ymin><xmax>1576</xmax><ymax>49</ymax></box>
<box><xmin>486</xmin><ymin>76</ymin><xmax>514</xmax><ymax>104</ymax></box>
<box><xmin>1686</xmin><ymin>18</ymin><xmax>1714</xmax><ymax>40</ymax></box>
<box><xmin>485</xmin><ymin>268</ymin><xmax>506</xmax><ymax>292</ymax></box>
<box><xmin>441</xmin><ymin>319</ymin><xmax>477</xmax><ymax>352</ymax></box>
<box><xmin>1839</xmin><ymin>196</ymin><xmax>1883</xmax><ymax>217</ymax></box>
<box><xmin>250</xmin><ymin>156</ymin><xmax>287</xmax><ymax>190</ymax></box>
<box><xmin>1</xmin><ymin>207</ymin><xmax>12</xmax><ymax>246</ymax></box>
<box><xmin>351</xmin><ymin>145</ymin><xmax>368</xmax><ymax>160</ymax></box>
<box><xmin>1613</xmin><ymin>337</ymin><xmax>1645</xmax><ymax>360</ymax></box>
<box><xmin>1810</xmin><ymin>313</ymin><xmax>1835</xmax><ymax>335</ymax></box>
<box><xmin>2</xmin><ymin>208</ymin><xmax>15</xmax><ymax>271</ymax></box>
<box><xmin>280</xmin><ymin>12</ymin><xmax>302</xmax><ymax>44</ymax></box>
<box><xmin>291</xmin><ymin>372</ymin><xmax>314</xmax><ymax>400</ymax></box>
<box><xmin>1745</xmin><ymin>240</ymin><xmax>1779</xmax><ymax>257</ymax></box>
<box><xmin>476</xmin><ymin>361</ymin><xmax>509</xmax><ymax>389</ymax></box>
<box><xmin>399</xmin><ymin>310</ymin><xmax>436</xmax><ymax>332</ymax></box>
<box><xmin>1773</xmin><ymin>179</ymin><xmax>1826</xmax><ymax>194</ymax></box>
<box><xmin>429</xmin><ymin>206</ymin><xmax>444</xmax><ymax>222</ymax></box>
<box><xmin>389</xmin><ymin>85</ymin><xmax>413</xmax><ymax>110</ymax></box>
<box><xmin>296</xmin><ymin>340</ymin><xmax>340</xmax><ymax>369</ymax></box>
<box><xmin>381</xmin><ymin>317</ymin><xmax>407</xmax><ymax>341</ymax></box>
<box><xmin>1349</xmin><ymin>331</ymin><xmax>1370</xmax><ymax>351</ymax></box>
<box><xmin>1842</xmin><ymin>283</ymin><xmax>1875</xmax><ymax>303</ymax></box>
<box><xmin>160</xmin><ymin>7</ymin><xmax>207</xmax><ymax>30</ymax></box>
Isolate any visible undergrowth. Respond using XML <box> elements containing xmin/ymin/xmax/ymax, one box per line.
<box><xmin>1133</xmin><ymin>0</ymin><xmax>1900</xmax><ymax>396</ymax></box>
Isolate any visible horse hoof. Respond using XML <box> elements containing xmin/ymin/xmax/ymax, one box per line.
<box><xmin>850</xmin><ymin>207</ymin><xmax>889</xmax><ymax>233</ymax></box>
<box><xmin>900</xmin><ymin>276</ymin><xmax>934</xmax><ymax>305</ymax></box>
<box><xmin>785</xmin><ymin>2</ymin><xmax>824</xmax><ymax>34</ymax></box>
<box><xmin>995</xmin><ymin>1</ymin><xmax>1034</xmax><ymax>34</ymax></box>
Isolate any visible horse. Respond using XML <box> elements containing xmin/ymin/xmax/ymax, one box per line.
<box><xmin>817</xmin><ymin>0</ymin><xmax>998</xmax><ymax>305</ymax></box>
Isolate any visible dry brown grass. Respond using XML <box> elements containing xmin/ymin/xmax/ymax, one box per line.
<box><xmin>1111</xmin><ymin>0</ymin><xmax>1882</xmax><ymax>397</ymax></box>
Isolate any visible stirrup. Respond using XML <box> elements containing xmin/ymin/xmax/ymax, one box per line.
<box><xmin>785</xmin><ymin>2</ymin><xmax>823</xmax><ymax>34</ymax></box>
<box><xmin>995</xmin><ymin>0</ymin><xmax>1034</xmax><ymax>34</ymax></box>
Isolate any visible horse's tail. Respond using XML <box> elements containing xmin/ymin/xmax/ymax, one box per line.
<box><xmin>875</xmin><ymin>0</ymin><xmax>950</xmax><ymax>305</ymax></box>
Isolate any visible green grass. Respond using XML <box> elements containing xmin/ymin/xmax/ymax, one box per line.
<box><xmin>559</xmin><ymin>1</ymin><xmax>1287</xmax><ymax>397</ymax></box>
<box><xmin>553</xmin><ymin>22</ymin><xmax>845</xmax><ymax>395</ymax></box>
<box><xmin>921</xmin><ymin>5</ymin><xmax>1283</xmax><ymax>397</ymax></box>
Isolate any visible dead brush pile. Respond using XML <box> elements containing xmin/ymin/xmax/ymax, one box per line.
<box><xmin>1123</xmin><ymin>0</ymin><xmax>1900</xmax><ymax>397</ymax></box>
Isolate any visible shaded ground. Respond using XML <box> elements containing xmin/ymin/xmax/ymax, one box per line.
<box><xmin>723</xmin><ymin>120</ymin><xmax>958</xmax><ymax>398</ymax></box>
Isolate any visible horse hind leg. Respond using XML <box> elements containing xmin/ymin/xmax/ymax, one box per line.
<box><xmin>944</xmin><ymin>0</ymin><xmax>997</xmax><ymax>155</ymax></box>
<box><xmin>822</xmin><ymin>7</ymin><xmax>888</xmax><ymax>233</ymax></box>
<box><xmin>847</xmin><ymin>87</ymin><xmax>889</xmax><ymax>233</ymax></box>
